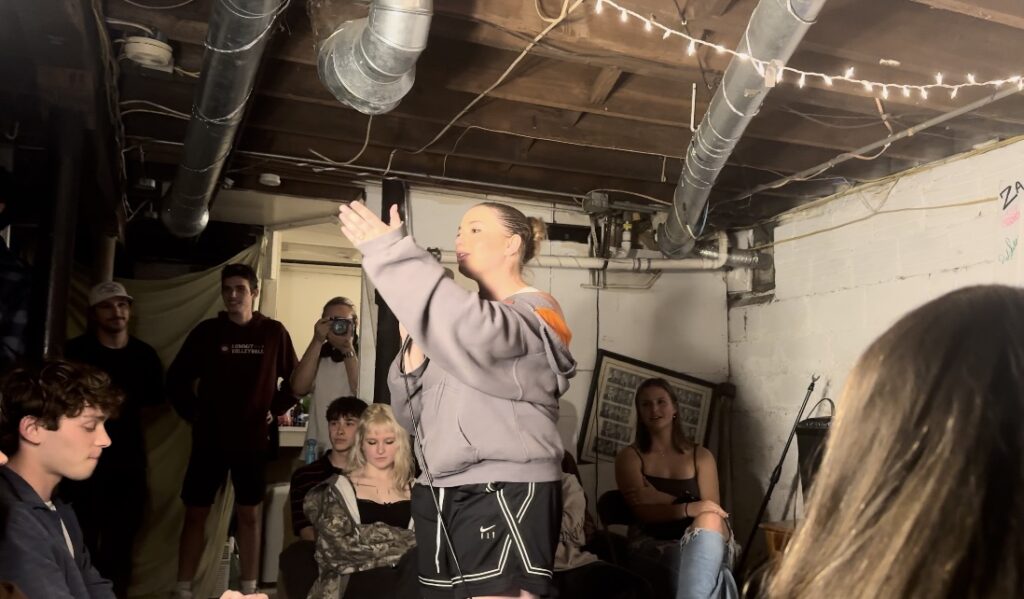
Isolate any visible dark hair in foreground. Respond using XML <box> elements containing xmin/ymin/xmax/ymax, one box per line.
<box><xmin>0</xmin><ymin>360</ymin><xmax>124</xmax><ymax>456</ymax></box>
<box><xmin>221</xmin><ymin>263</ymin><xmax>258</xmax><ymax>291</ymax></box>
<box><xmin>632</xmin><ymin>378</ymin><xmax>694</xmax><ymax>455</ymax></box>
<box><xmin>766</xmin><ymin>285</ymin><xmax>1024</xmax><ymax>599</ymax></box>
<box><xmin>326</xmin><ymin>396</ymin><xmax>367</xmax><ymax>423</ymax></box>
<box><xmin>479</xmin><ymin>202</ymin><xmax>547</xmax><ymax>266</ymax></box>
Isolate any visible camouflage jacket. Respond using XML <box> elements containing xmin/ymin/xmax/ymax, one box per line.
<box><xmin>303</xmin><ymin>474</ymin><xmax>416</xmax><ymax>599</ymax></box>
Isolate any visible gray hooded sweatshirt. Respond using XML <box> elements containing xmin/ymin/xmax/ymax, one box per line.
<box><xmin>358</xmin><ymin>228</ymin><xmax>577</xmax><ymax>487</ymax></box>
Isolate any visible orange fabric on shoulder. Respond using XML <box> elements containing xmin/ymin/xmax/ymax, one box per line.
<box><xmin>535</xmin><ymin>307</ymin><xmax>573</xmax><ymax>345</ymax></box>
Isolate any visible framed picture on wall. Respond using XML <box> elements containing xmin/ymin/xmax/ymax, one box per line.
<box><xmin>577</xmin><ymin>350</ymin><xmax>716</xmax><ymax>464</ymax></box>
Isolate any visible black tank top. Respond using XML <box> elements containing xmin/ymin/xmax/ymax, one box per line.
<box><xmin>356</xmin><ymin>498</ymin><xmax>412</xmax><ymax>528</ymax></box>
<box><xmin>632</xmin><ymin>446</ymin><xmax>701</xmax><ymax>541</ymax></box>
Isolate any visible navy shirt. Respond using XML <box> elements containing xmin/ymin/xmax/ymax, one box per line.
<box><xmin>0</xmin><ymin>468</ymin><xmax>114</xmax><ymax>599</ymax></box>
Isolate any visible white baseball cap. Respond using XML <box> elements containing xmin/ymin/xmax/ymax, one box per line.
<box><xmin>88</xmin><ymin>281</ymin><xmax>133</xmax><ymax>307</ymax></box>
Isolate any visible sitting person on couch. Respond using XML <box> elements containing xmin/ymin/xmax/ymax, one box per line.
<box><xmin>304</xmin><ymin>403</ymin><xmax>418</xmax><ymax>599</ymax></box>
<box><xmin>279</xmin><ymin>396</ymin><xmax>366</xmax><ymax>599</ymax></box>
<box><xmin>615</xmin><ymin>378</ymin><xmax>736</xmax><ymax>599</ymax></box>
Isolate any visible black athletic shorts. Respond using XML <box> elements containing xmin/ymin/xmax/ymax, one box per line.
<box><xmin>181</xmin><ymin>448</ymin><xmax>267</xmax><ymax>507</ymax></box>
<box><xmin>412</xmin><ymin>481</ymin><xmax>561</xmax><ymax>599</ymax></box>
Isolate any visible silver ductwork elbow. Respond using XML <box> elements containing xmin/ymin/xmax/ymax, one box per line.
<box><xmin>658</xmin><ymin>0</ymin><xmax>829</xmax><ymax>258</ymax></box>
<box><xmin>161</xmin><ymin>0</ymin><xmax>287</xmax><ymax>237</ymax></box>
<box><xmin>311</xmin><ymin>0</ymin><xmax>432</xmax><ymax>115</ymax></box>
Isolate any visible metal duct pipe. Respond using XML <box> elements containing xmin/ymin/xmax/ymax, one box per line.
<box><xmin>311</xmin><ymin>0</ymin><xmax>432</xmax><ymax>115</ymax></box>
<box><xmin>161</xmin><ymin>0</ymin><xmax>287</xmax><ymax>238</ymax></box>
<box><xmin>658</xmin><ymin>0</ymin><xmax>829</xmax><ymax>257</ymax></box>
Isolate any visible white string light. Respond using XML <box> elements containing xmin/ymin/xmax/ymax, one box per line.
<box><xmin>593</xmin><ymin>0</ymin><xmax>1024</xmax><ymax>102</ymax></box>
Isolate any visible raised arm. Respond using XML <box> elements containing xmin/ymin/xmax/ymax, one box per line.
<box><xmin>343</xmin><ymin>203</ymin><xmax>573</xmax><ymax>400</ymax></box>
<box><xmin>291</xmin><ymin>318</ymin><xmax>330</xmax><ymax>396</ymax></box>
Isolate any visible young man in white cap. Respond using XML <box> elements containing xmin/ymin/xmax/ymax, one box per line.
<box><xmin>63</xmin><ymin>281</ymin><xmax>165</xmax><ymax>599</ymax></box>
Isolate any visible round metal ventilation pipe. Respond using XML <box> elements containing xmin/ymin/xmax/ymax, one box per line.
<box><xmin>658</xmin><ymin>0</ymin><xmax>829</xmax><ymax>258</ymax></box>
<box><xmin>161</xmin><ymin>0</ymin><xmax>288</xmax><ymax>237</ymax></box>
<box><xmin>311</xmin><ymin>0</ymin><xmax>432</xmax><ymax>115</ymax></box>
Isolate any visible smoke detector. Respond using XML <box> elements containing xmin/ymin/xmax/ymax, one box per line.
<box><xmin>258</xmin><ymin>173</ymin><xmax>282</xmax><ymax>187</ymax></box>
<box><xmin>123</xmin><ymin>36</ymin><xmax>174</xmax><ymax>73</ymax></box>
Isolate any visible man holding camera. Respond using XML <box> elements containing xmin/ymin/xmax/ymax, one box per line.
<box><xmin>290</xmin><ymin>297</ymin><xmax>362</xmax><ymax>456</ymax></box>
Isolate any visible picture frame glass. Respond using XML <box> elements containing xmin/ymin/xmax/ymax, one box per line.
<box><xmin>578</xmin><ymin>350</ymin><xmax>715</xmax><ymax>464</ymax></box>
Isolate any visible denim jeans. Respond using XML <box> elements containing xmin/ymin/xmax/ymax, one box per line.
<box><xmin>674</xmin><ymin>527</ymin><xmax>739</xmax><ymax>599</ymax></box>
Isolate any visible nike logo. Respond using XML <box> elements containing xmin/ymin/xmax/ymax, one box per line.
<box><xmin>479</xmin><ymin>525</ymin><xmax>496</xmax><ymax>533</ymax></box>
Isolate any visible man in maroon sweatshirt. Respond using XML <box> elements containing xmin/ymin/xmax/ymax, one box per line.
<box><xmin>167</xmin><ymin>264</ymin><xmax>298</xmax><ymax>598</ymax></box>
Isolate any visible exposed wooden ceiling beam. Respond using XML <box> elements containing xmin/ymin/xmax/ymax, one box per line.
<box><xmin>112</xmin><ymin>0</ymin><xmax>1024</xmax><ymax>135</ymax></box>
<box><xmin>244</xmin><ymin>59</ymin><xmax>951</xmax><ymax>163</ymax></box>
<box><xmin>909</xmin><ymin>0</ymin><xmax>1024</xmax><ymax>31</ymax></box>
<box><xmin>588</xmin><ymin>67</ymin><xmax>623</xmax><ymax>105</ymax></box>
<box><xmin>121</xmin><ymin>89</ymin><xmax>843</xmax><ymax>201</ymax></box>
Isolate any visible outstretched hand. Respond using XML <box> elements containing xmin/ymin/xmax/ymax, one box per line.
<box><xmin>339</xmin><ymin>202</ymin><xmax>403</xmax><ymax>246</ymax></box>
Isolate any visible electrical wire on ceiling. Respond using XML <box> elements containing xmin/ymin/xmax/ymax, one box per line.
<box><xmin>120</xmin><ymin>0</ymin><xmax>197</xmax><ymax>9</ymax></box>
<box><xmin>306</xmin><ymin>115</ymin><xmax>374</xmax><ymax>167</ymax></box>
<box><xmin>90</xmin><ymin>0</ymin><xmax>132</xmax><ymax>218</ymax></box>
<box><xmin>119</xmin><ymin>99</ymin><xmax>191</xmax><ymax>119</ymax></box>
<box><xmin>104</xmin><ymin>17</ymin><xmax>154</xmax><ymax>35</ymax></box>
<box><xmin>404</xmin><ymin>0</ymin><xmax>585</xmax><ymax>156</ymax></box>
<box><xmin>587</xmin><ymin>188</ymin><xmax>671</xmax><ymax>206</ymax></box>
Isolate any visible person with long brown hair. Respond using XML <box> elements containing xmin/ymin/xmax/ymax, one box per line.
<box><xmin>339</xmin><ymin>200</ymin><xmax>576</xmax><ymax>599</ymax></box>
<box><xmin>615</xmin><ymin>378</ymin><xmax>736</xmax><ymax>599</ymax></box>
<box><xmin>766</xmin><ymin>285</ymin><xmax>1024</xmax><ymax>599</ymax></box>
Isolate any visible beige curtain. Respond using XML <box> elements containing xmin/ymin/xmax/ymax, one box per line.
<box><xmin>68</xmin><ymin>243</ymin><xmax>262</xmax><ymax>599</ymax></box>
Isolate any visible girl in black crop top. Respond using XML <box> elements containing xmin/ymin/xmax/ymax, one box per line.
<box><xmin>614</xmin><ymin>379</ymin><xmax>728</xmax><ymax>536</ymax></box>
<box><xmin>339</xmin><ymin>404</ymin><xmax>418</xmax><ymax>599</ymax></box>
<box><xmin>614</xmin><ymin>378</ymin><xmax>733</xmax><ymax>597</ymax></box>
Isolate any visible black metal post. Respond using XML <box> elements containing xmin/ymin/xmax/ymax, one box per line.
<box><xmin>42</xmin><ymin>110</ymin><xmax>83</xmax><ymax>358</ymax></box>
<box><xmin>736</xmin><ymin>374</ymin><xmax>819</xmax><ymax>578</ymax></box>
<box><xmin>372</xmin><ymin>178</ymin><xmax>406</xmax><ymax>404</ymax></box>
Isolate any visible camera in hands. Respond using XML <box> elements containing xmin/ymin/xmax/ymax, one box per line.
<box><xmin>329</xmin><ymin>317</ymin><xmax>354</xmax><ymax>337</ymax></box>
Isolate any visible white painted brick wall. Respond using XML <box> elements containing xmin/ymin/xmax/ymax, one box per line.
<box><xmin>728</xmin><ymin>139</ymin><xmax>1024</xmax><ymax>544</ymax></box>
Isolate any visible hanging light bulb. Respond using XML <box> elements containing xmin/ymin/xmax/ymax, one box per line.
<box><xmin>863</xmin><ymin>81</ymin><xmax>873</xmax><ymax>92</ymax></box>
<box><xmin>921</xmin><ymin>88</ymin><xmax>929</xmax><ymax>99</ymax></box>
<box><xmin>824</xmin><ymin>76</ymin><xmax>833</xmax><ymax>86</ymax></box>
<box><xmin>902</xmin><ymin>86</ymin><xmax>910</xmax><ymax>97</ymax></box>
<box><xmin>967</xmin><ymin>73</ymin><xmax>976</xmax><ymax>84</ymax></box>
<box><xmin>950</xmin><ymin>87</ymin><xmax>958</xmax><ymax>99</ymax></box>
<box><xmin>595</xmin><ymin>0</ymin><xmax>603</xmax><ymax>14</ymax></box>
<box><xmin>662</xmin><ymin>29</ymin><xmax>671</xmax><ymax>39</ymax></box>
<box><xmin>798</xmin><ymin>73</ymin><xmax>806</xmax><ymax>88</ymax></box>
<box><xmin>882</xmin><ymin>86</ymin><xmax>889</xmax><ymax>99</ymax></box>
<box><xmin>687</xmin><ymin>40</ymin><xmax>696</xmax><ymax>56</ymax></box>
<box><xmin>935</xmin><ymin>73</ymin><xmax>944</xmax><ymax>85</ymax></box>
<box><xmin>844</xmin><ymin>67</ymin><xmax>855</xmax><ymax>79</ymax></box>
<box><xmin>644</xmin><ymin>18</ymin><xmax>652</xmax><ymax>32</ymax></box>
<box><xmin>620</xmin><ymin>8</ymin><xmax>628</xmax><ymax>22</ymax></box>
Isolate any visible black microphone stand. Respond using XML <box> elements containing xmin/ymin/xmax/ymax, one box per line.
<box><xmin>736</xmin><ymin>374</ymin><xmax>819</xmax><ymax>579</ymax></box>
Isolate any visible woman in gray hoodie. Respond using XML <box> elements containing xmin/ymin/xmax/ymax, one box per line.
<box><xmin>339</xmin><ymin>200</ymin><xmax>576</xmax><ymax>599</ymax></box>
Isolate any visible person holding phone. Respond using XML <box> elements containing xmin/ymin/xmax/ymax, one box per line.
<box><xmin>291</xmin><ymin>297</ymin><xmax>363</xmax><ymax>456</ymax></box>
